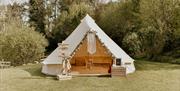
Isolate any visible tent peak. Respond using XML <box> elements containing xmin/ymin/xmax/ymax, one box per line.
<box><xmin>81</xmin><ymin>14</ymin><xmax>95</xmax><ymax>23</ymax></box>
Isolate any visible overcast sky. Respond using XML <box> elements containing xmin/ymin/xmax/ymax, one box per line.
<box><xmin>0</xmin><ymin>0</ymin><xmax>29</xmax><ymax>5</ymax></box>
<box><xmin>0</xmin><ymin>0</ymin><xmax>119</xmax><ymax>5</ymax></box>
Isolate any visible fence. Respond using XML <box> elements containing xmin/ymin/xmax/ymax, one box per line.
<box><xmin>0</xmin><ymin>59</ymin><xmax>11</xmax><ymax>69</ymax></box>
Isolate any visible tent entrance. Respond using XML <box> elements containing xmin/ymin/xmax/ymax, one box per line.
<box><xmin>71</xmin><ymin>56</ymin><xmax>112</xmax><ymax>74</ymax></box>
<box><xmin>70</xmin><ymin>36</ymin><xmax>113</xmax><ymax>74</ymax></box>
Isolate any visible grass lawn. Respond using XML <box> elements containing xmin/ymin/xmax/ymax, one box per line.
<box><xmin>0</xmin><ymin>60</ymin><xmax>180</xmax><ymax>91</ymax></box>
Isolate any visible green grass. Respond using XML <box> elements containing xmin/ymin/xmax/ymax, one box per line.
<box><xmin>0</xmin><ymin>60</ymin><xmax>180</xmax><ymax>91</ymax></box>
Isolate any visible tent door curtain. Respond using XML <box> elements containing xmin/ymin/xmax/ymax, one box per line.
<box><xmin>87</xmin><ymin>31</ymin><xmax>96</xmax><ymax>54</ymax></box>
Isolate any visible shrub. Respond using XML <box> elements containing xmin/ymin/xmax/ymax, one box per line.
<box><xmin>122</xmin><ymin>32</ymin><xmax>143</xmax><ymax>57</ymax></box>
<box><xmin>171</xmin><ymin>58</ymin><xmax>180</xmax><ymax>64</ymax></box>
<box><xmin>0</xmin><ymin>24</ymin><xmax>48</xmax><ymax>66</ymax></box>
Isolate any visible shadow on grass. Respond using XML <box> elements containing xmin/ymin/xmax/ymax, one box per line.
<box><xmin>135</xmin><ymin>60</ymin><xmax>180</xmax><ymax>71</ymax></box>
<box><xmin>98</xmin><ymin>75</ymin><xmax>111</xmax><ymax>78</ymax></box>
<box><xmin>21</xmin><ymin>64</ymin><xmax>57</xmax><ymax>80</ymax></box>
<box><xmin>22</xmin><ymin>64</ymin><xmax>47</xmax><ymax>78</ymax></box>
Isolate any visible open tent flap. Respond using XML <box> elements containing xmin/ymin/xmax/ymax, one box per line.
<box><xmin>87</xmin><ymin>30</ymin><xmax>96</xmax><ymax>54</ymax></box>
<box><xmin>42</xmin><ymin>14</ymin><xmax>135</xmax><ymax>75</ymax></box>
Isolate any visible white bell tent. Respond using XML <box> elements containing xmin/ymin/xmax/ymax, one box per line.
<box><xmin>42</xmin><ymin>14</ymin><xmax>135</xmax><ymax>75</ymax></box>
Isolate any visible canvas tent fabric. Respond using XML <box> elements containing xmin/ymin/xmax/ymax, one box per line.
<box><xmin>42</xmin><ymin>14</ymin><xmax>135</xmax><ymax>75</ymax></box>
<box><xmin>87</xmin><ymin>30</ymin><xmax>96</xmax><ymax>54</ymax></box>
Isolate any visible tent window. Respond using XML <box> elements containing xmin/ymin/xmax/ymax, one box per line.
<box><xmin>116</xmin><ymin>58</ymin><xmax>121</xmax><ymax>66</ymax></box>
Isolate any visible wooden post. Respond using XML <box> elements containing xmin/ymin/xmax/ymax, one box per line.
<box><xmin>57</xmin><ymin>42</ymin><xmax>72</xmax><ymax>80</ymax></box>
<box><xmin>58</xmin><ymin>42</ymin><xmax>71</xmax><ymax>75</ymax></box>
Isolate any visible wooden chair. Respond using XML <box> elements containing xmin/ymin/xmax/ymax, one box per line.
<box><xmin>86</xmin><ymin>59</ymin><xmax>93</xmax><ymax>69</ymax></box>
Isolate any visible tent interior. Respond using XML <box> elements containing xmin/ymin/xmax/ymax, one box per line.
<box><xmin>70</xmin><ymin>36</ymin><xmax>113</xmax><ymax>74</ymax></box>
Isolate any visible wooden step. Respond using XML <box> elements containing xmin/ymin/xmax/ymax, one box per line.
<box><xmin>111</xmin><ymin>66</ymin><xmax>126</xmax><ymax>77</ymax></box>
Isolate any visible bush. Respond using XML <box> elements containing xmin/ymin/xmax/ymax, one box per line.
<box><xmin>122</xmin><ymin>32</ymin><xmax>143</xmax><ymax>57</ymax></box>
<box><xmin>151</xmin><ymin>56</ymin><xmax>174</xmax><ymax>63</ymax></box>
<box><xmin>138</xmin><ymin>26</ymin><xmax>165</xmax><ymax>59</ymax></box>
<box><xmin>0</xmin><ymin>24</ymin><xmax>48</xmax><ymax>66</ymax></box>
<box><xmin>171</xmin><ymin>58</ymin><xmax>180</xmax><ymax>64</ymax></box>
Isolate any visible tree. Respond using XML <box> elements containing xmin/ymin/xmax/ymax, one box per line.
<box><xmin>29</xmin><ymin>0</ymin><xmax>46</xmax><ymax>34</ymax></box>
<box><xmin>0</xmin><ymin>4</ymin><xmax>24</xmax><ymax>33</ymax></box>
<box><xmin>138</xmin><ymin>0</ymin><xmax>180</xmax><ymax>59</ymax></box>
<box><xmin>47</xmin><ymin>2</ymin><xmax>94</xmax><ymax>50</ymax></box>
<box><xmin>0</xmin><ymin>4</ymin><xmax>48</xmax><ymax>66</ymax></box>
<box><xmin>98</xmin><ymin>0</ymin><xmax>141</xmax><ymax>46</ymax></box>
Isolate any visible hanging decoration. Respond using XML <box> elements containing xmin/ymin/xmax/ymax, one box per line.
<box><xmin>87</xmin><ymin>29</ymin><xmax>96</xmax><ymax>54</ymax></box>
<box><xmin>59</xmin><ymin>41</ymin><xmax>71</xmax><ymax>75</ymax></box>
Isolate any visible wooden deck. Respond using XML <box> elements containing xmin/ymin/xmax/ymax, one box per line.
<box><xmin>71</xmin><ymin>65</ymin><xmax>111</xmax><ymax>74</ymax></box>
<box><xmin>71</xmin><ymin>72</ymin><xmax>111</xmax><ymax>77</ymax></box>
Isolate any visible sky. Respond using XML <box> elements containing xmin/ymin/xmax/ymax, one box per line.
<box><xmin>0</xmin><ymin>0</ymin><xmax>29</xmax><ymax>5</ymax></box>
<box><xmin>0</xmin><ymin>0</ymin><xmax>119</xmax><ymax>5</ymax></box>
